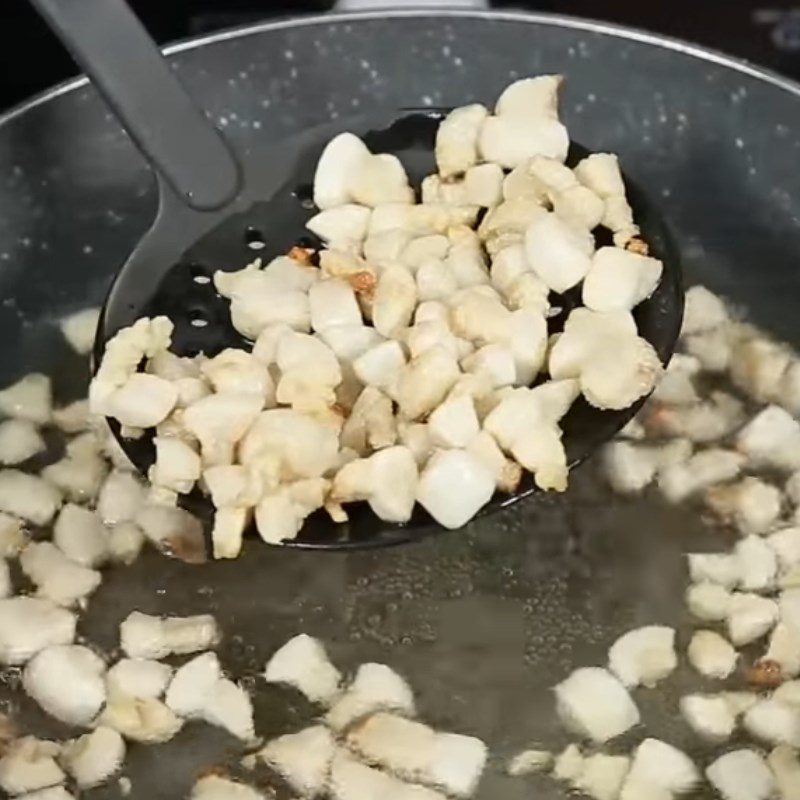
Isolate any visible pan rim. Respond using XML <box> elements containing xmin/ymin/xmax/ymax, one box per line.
<box><xmin>4</xmin><ymin>8</ymin><xmax>800</xmax><ymax>128</ymax></box>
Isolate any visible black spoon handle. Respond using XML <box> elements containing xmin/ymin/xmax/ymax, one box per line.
<box><xmin>30</xmin><ymin>0</ymin><xmax>241</xmax><ymax>211</ymax></box>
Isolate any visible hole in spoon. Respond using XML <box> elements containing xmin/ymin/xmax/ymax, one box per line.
<box><xmin>244</xmin><ymin>226</ymin><xmax>266</xmax><ymax>250</ymax></box>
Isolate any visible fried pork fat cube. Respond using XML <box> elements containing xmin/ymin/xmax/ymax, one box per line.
<box><xmin>191</xmin><ymin>774</ymin><xmax>265</xmax><ymax>800</ymax></box>
<box><xmin>264</xmin><ymin>633</ymin><xmax>341</xmax><ymax>705</ymax></box>
<box><xmin>313</xmin><ymin>132</ymin><xmax>414</xmax><ymax>210</ymax></box>
<box><xmin>165</xmin><ymin>651</ymin><xmax>255</xmax><ymax>741</ymax></box>
<box><xmin>89</xmin><ymin>317</ymin><xmax>176</xmax><ymax>427</ymax></box>
<box><xmin>0</xmin><ymin>596</ymin><xmax>76</xmax><ymax>665</ymax></box>
<box><xmin>680</xmin><ymin>694</ymin><xmax>737</xmax><ymax>742</ymax></box>
<box><xmin>554</xmin><ymin>667</ymin><xmax>640</xmax><ymax>744</ymax></box>
<box><xmin>478</xmin><ymin>76</ymin><xmax>570</xmax><ymax>168</ymax></box>
<box><xmin>607</xmin><ymin>625</ymin><xmax>677</xmax><ymax>688</ymax></box>
<box><xmin>61</xmin><ymin>727</ymin><xmax>125</xmax><ymax>789</ymax></box>
<box><xmin>0</xmin><ymin>737</ymin><xmax>65</xmax><ymax>796</ymax></box>
<box><xmin>620</xmin><ymin>738</ymin><xmax>699</xmax><ymax>798</ymax></box>
<box><xmin>329</xmin><ymin>750</ymin><xmax>447</xmax><ymax>800</ymax></box>
<box><xmin>345</xmin><ymin>713</ymin><xmax>487</xmax><ymax>798</ymax></box>
<box><xmin>549</xmin><ymin>309</ymin><xmax>663</xmax><ymax>411</ymax></box>
<box><xmin>326</xmin><ymin>662</ymin><xmax>415</xmax><ymax>732</ymax></box>
<box><xmin>119</xmin><ymin>611</ymin><xmax>220</xmax><ymax>660</ymax></box>
<box><xmin>705</xmin><ymin>749</ymin><xmax>775</xmax><ymax>800</ymax></box>
<box><xmin>22</xmin><ymin>644</ymin><xmax>106</xmax><ymax>726</ymax></box>
<box><xmin>259</xmin><ymin>725</ymin><xmax>335</xmax><ymax>798</ymax></box>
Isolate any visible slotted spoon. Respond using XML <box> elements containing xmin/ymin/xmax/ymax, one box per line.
<box><xmin>31</xmin><ymin>0</ymin><xmax>683</xmax><ymax>549</ymax></box>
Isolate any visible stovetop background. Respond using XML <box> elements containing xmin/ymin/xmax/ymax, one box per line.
<box><xmin>4</xmin><ymin>1</ymin><xmax>800</xmax><ymax>111</ymax></box>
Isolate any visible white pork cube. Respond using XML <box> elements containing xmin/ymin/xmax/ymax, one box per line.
<box><xmin>276</xmin><ymin>331</ymin><xmax>342</xmax><ymax>397</ymax></box>
<box><xmin>685</xmin><ymin>582</ymin><xmax>732</xmax><ymax>622</ymax></box>
<box><xmin>479</xmin><ymin>115</ymin><xmax>569</xmax><ymax>169</ymax></box>
<box><xmin>466</xmin><ymin>431</ymin><xmax>522</xmax><ymax>493</ymax></box>
<box><xmin>737</xmin><ymin>405</ymin><xmax>800</xmax><ymax>473</ymax></box>
<box><xmin>582</xmin><ymin>247</ymin><xmax>662</xmax><ymax>312</ymax></box>
<box><xmin>734</xmin><ymin>535</ymin><xmax>777</xmax><ymax>592</ymax></box>
<box><xmin>349</xmin><ymin>152</ymin><xmax>414</xmax><ymax>207</ymax></box>
<box><xmin>332</xmin><ymin>446</ymin><xmax>418</xmax><ymax>523</ymax></box>
<box><xmin>622</xmin><ymin>738</ymin><xmax>699</xmax><ymax>796</ymax></box>
<box><xmin>679</xmin><ymin>694</ymin><xmax>737</xmax><ymax>741</ymax></box>
<box><xmin>0</xmin><ymin>737</ymin><xmax>65</xmax><ymax>796</ymax></box>
<box><xmin>726</xmin><ymin>592</ymin><xmax>779</xmax><ymax>646</ymax></box>
<box><xmin>259</xmin><ymin>725</ymin><xmax>334</xmax><ymax>798</ymax></box>
<box><xmin>190</xmin><ymin>775</ymin><xmax>265</xmax><ymax>800</ymax></box>
<box><xmin>60</xmin><ymin>307</ymin><xmax>100</xmax><ymax>354</ymax></box>
<box><xmin>23</xmin><ymin>644</ymin><xmax>106</xmax><ymax>726</ymax></box>
<box><xmin>705</xmin><ymin>476</ymin><xmax>782</xmax><ymax>536</ymax></box>
<box><xmin>309</xmin><ymin>278</ymin><xmax>363</xmax><ymax>331</ymax></box>
<box><xmin>417</xmin><ymin>449</ymin><xmax>495</xmax><ymax>529</ymax></box>
<box><xmin>104</xmin><ymin>373</ymin><xmax>178</xmax><ymax>428</ymax></box>
<box><xmin>202</xmin><ymin>677</ymin><xmax>255</xmax><ymax>741</ymax></box>
<box><xmin>506</xmin><ymin>749</ymin><xmax>553</xmax><ymax>777</ymax></box>
<box><xmin>657</xmin><ymin>448</ymin><xmax>745</xmax><ymax>503</ymax></box>
<box><xmin>353</xmin><ymin>340</ymin><xmax>406</xmax><ymax>394</ymax></box>
<box><xmin>767</xmin><ymin>745</ymin><xmax>800</xmax><ymax>800</ymax></box>
<box><xmin>97</xmin><ymin>470</ymin><xmax>146</xmax><ymax>525</ymax></box>
<box><xmin>435</xmin><ymin>104</ymin><xmax>488</xmax><ymax>178</ymax></box>
<box><xmin>317</xmin><ymin>324</ymin><xmax>383</xmax><ymax>363</ymax></box>
<box><xmin>99</xmin><ymin>695</ymin><xmax>182</xmax><ymax>744</ymax></box>
<box><xmin>0</xmin><ymin>596</ymin><xmax>76</xmax><ymax>664</ymax></box>
<box><xmin>61</xmin><ymin>726</ymin><xmax>125</xmax><ymax>788</ymax></box>
<box><xmin>687</xmin><ymin>630</ymin><xmax>737</xmax><ymax>679</ymax></box>
<box><xmin>346</xmin><ymin>712</ymin><xmax>487</xmax><ymax>798</ymax></box>
<box><xmin>20</xmin><ymin>541</ymin><xmax>102</xmax><ymax>607</ymax></box>
<box><xmin>571</xmin><ymin>752</ymin><xmax>631</xmax><ymax>800</ymax></box>
<box><xmin>53</xmin><ymin>503</ymin><xmax>109</xmax><ymax>568</ymax></box>
<box><xmin>313</xmin><ymin>132</ymin><xmax>371</xmax><ymax>209</ymax></box>
<box><xmin>183</xmin><ymin>392</ymin><xmax>263</xmax><ymax>466</ymax></box>
<box><xmin>326</xmin><ymin>662</ymin><xmax>415</xmax><ymax>731</ymax></box>
<box><xmin>200</xmin><ymin>349</ymin><xmax>272</xmax><ymax>398</ymax></box>
<box><xmin>524</xmin><ymin>212</ymin><xmax>594</xmax><ymax>293</ymax></box>
<box><xmin>149</xmin><ymin>437</ymin><xmax>201</xmax><ymax>494</ymax></box>
<box><xmin>743</xmin><ymin>698</ymin><xmax>800</xmax><ymax>747</ymax></box>
<box><xmin>328</xmin><ymin>750</ymin><xmax>447</xmax><ymax>800</ymax></box>
<box><xmin>372</xmin><ymin>266</ymin><xmax>417</xmax><ymax>337</ymax></box>
<box><xmin>264</xmin><ymin>634</ymin><xmax>341</xmax><ymax>705</ymax></box>
<box><xmin>554</xmin><ymin>667</ymin><xmax>640</xmax><ymax>743</ymax></box>
<box><xmin>106</xmin><ymin>658</ymin><xmax>172</xmax><ymax>700</ymax></box>
<box><xmin>0</xmin><ymin>419</ymin><xmax>44</xmax><ymax>465</ymax></box>
<box><xmin>461</xmin><ymin>344</ymin><xmax>517</xmax><ymax>389</ymax></box>
<box><xmin>396</xmin><ymin>347</ymin><xmax>461</xmax><ymax>421</ymax></box>
<box><xmin>0</xmin><ymin>373</ymin><xmax>52</xmax><ymax>424</ymax></box>
<box><xmin>607</xmin><ymin>625</ymin><xmax>677</xmax><ymax>688</ymax></box>
<box><xmin>416</xmin><ymin>259</ymin><xmax>459</xmax><ymax>302</ymax></box>
<box><xmin>120</xmin><ymin>611</ymin><xmax>220</xmax><ymax>659</ymax></box>
<box><xmin>768</xmin><ymin>526</ymin><xmax>800</xmax><ymax>571</ymax></box>
<box><xmin>0</xmin><ymin>470</ymin><xmax>62</xmax><ymax>526</ymax></box>
<box><xmin>165</xmin><ymin>651</ymin><xmax>220</xmax><ymax>717</ymax></box>
<box><xmin>706</xmin><ymin>749</ymin><xmax>775</xmax><ymax>800</ymax></box>
<box><xmin>306</xmin><ymin>204</ymin><xmax>370</xmax><ymax>252</ymax></box>
<box><xmin>239</xmin><ymin>409</ymin><xmax>339</xmax><ymax>481</ymax></box>
<box><xmin>687</xmin><ymin>552</ymin><xmax>740</xmax><ymax>588</ymax></box>
<box><xmin>494</xmin><ymin>76</ymin><xmax>564</xmax><ymax>119</ymax></box>
<box><xmin>0</xmin><ymin>512</ymin><xmax>25</xmax><ymax>557</ymax></box>
<box><xmin>680</xmin><ymin>285</ymin><xmax>729</xmax><ymax>335</ymax></box>
<box><xmin>764</xmin><ymin>621</ymin><xmax>800</xmax><ymax>679</ymax></box>
<box><xmin>428</xmin><ymin>395</ymin><xmax>480</xmax><ymax>448</ymax></box>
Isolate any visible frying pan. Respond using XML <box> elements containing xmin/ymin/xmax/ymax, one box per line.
<box><xmin>1</xmin><ymin>8</ymin><xmax>800</xmax><ymax>799</ymax></box>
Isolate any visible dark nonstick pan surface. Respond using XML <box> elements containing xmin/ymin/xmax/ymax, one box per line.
<box><xmin>1</xmin><ymin>10</ymin><xmax>800</xmax><ymax>798</ymax></box>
